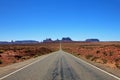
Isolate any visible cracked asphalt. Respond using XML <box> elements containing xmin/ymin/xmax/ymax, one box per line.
<box><xmin>1</xmin><ymin>50</ymin><xmax>119</xmax><ymax>80</ymax></box>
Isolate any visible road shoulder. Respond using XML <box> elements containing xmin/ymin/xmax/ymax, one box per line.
<box><xmin>0</xmin><ymin>54</ymin><xmax>50</xmax><ymax>78</ymax></box>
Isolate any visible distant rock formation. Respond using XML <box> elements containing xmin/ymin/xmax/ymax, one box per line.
<box><xmin>0</xmin><ymin>41</ymin><xmax>10</xmax><ymax>44</ymax></box>
<box><xmin>61</xmin><ymin>37</ymin><xmax>72</xmax><ymax>42</ymax></box>
<box><xmin>43</xmin><ymin>37</ymin><xmax>73</xmax><ymax>43</ymax></box>
<box><xmin>85</xmin><ymin>39</ymin><xmax>100</xmax><ymax>42</ymax></box>
<box><xmin>54</xmin><ymin>39</ymin><xmax>60</xmax><ymax>42</ymax></box>
<box><xmin>43</xmin><ymin>38</ymin><xmax>53</xmax><ymax>43</ymax></box>
<box><xmin>14</xmin><ymin>40</ymin><xmax>39</xmax><ymax>44</ymax></box>
<box><xmin>0</xmin><ymin>40</ymin><xmax>39</xmax><ymax>44</ymax></box>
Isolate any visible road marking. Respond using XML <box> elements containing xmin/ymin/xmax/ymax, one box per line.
<box><xmin>1</xmin><ymin>50</ymin><xmax>120</xmax><ymax>80</ymax></box>
<box><xmin>0</xmin><ymin>52</ymin><xmax>57</xmax><ymax>80</ymax></box>
<box><xmin>0</xmin><ymin>59</ymin><xmax>43</xmax><ymax>80</ymax></box>
<box><xmin>66</xmin><ymin>52</ymin><xmax>120</xmax><ymax>80</ymax></box>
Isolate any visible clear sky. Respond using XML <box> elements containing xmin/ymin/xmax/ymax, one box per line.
<box><xmin>0</xmin><ymin>0</ymin><xmax>120</xmax><ymax>41</ymax></box>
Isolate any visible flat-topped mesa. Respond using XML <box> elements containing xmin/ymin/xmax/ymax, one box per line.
<box><xmin>61</xmin><ymin>37</ymin><xmax>73</xmax><ymax>42</ymax></box>
<box><xmin>43</xmin><ymin>38</ymin><xmax>53</xmax><ymax>43</ymax></box>
<box><xmin>85</xmin><ymin>39</ymin><xmax>100</xmax><ymax>42</ymax></box>
<box><xmin>14</xmin><ymin>40</ymin><xmax>39</xmax><ymax>44</ymax></box>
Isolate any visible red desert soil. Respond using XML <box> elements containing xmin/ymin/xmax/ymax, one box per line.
<box><xmin>62</xmin><ymin>42</ymin><xmax>120</xmax><ymax>69</ymax></box>
<box><xmin>0</xmin><ymin>42</ymin><xmax>120</xmax><ymax>70</ymax></box>
<box><xmin>0</xmin><ymin>43</ymin><xmax>59</xmax><ymax>66</ymax></box>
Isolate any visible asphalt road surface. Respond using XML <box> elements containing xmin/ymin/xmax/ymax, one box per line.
<box><xmin>0</xmin><ymin>50</ymin><xmax>120</xmax><ymax>80</ymax></box>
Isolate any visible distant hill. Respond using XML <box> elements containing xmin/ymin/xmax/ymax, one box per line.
<box><xmin>0</xmin><ymin>40</ymin><xmax>39</xmax><ymax>44</ymax></box>
<box><xmin>14</xmin><ymin>40</ymin><xmax>39</xmax><ymax>44</ymax></box>
<box><xmin>0</xmin><ymin>38</ymin><xmax>101</xmax><ymax>44</ymax></box>
<box><xmin>85</xmin><ymin>39</ymin><xmax>100</xmax><ymax>42</ymax></box>
<box><xmin>0</xmin><ymin>41</ymin><xmax>10</xmax><ymax>44</ymax></box>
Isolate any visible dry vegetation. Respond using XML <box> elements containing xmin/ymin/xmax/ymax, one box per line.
<box><xmin>0</xmin><ymin>43</ymin><xmax>59</xmax><ymax>66</ymax></box>
<box><xmin>1</xmin><ymin>42</ymin><xmax>120</xmax><ymax>70</ymax></box>
<box><xmin>62</xmin><ymin>42</ymin><xmax>120</xmax><ymax>69</ymax></box>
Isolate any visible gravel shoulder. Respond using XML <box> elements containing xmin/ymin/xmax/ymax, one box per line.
<box><xmin>0</xmin><ymin>53</ymin><xmax>52</xmax><ymax>78</ymax></box>
<box><xmin>73</xmin><ymin>54</ymin><xmax>120</xmax><ymax>78</ymax></box>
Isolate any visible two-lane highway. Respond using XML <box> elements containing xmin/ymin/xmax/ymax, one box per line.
<box><xmin>0</xmin><ymin>50</ymin><xmax>120</xmax><ymax>80</ymax></box>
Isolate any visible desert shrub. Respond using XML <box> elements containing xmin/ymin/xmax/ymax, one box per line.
<box><xmin>113</xmin><ymin>45</ymin><xmax>120</xmax><ymax>48</ymax></box>
<box><xmin>115</xmin><ymin>63</ymin><xmax>120</xmax><ymax>69</ymax></box>
<box><xmin>77</xmin><ymin>53</ymin><xmax>81</xmax><ymax>55</ymax></box>
<box><xmin>102</xmin><ymin>59</ymin><xmax>107</xmax><ymax>64</ymax></box>
<box><xmin>0</xmin><ymin>50</ymin><xmax>4</xmax><ymax>53</ymax></box>
<box><xmin>24</xmin><ymin>49</ymin><xmax>33</xmax><ymax>53</ymax></box>
<box><xmin>0</xmin><ymin>59</ymin><xmax>3</xmax><ymax>64</ymax></box>
<box><xmin>33</xmin><ymin>55</ymin><xmax>39</xmax><ymax>58</ymax></box>
<box><xmin>96</xmin><ymin>50</ymin><xmax>100</xmax><ymax>54</ymax></box>
<box><xmin>109</xmin><ymin>51</ymin><xmax>114</xmax><ymax>56</ymax></box>
<box><xmin>115</xmin><ymin>58</ymin><xmax>120</xmax><ymax>62</ymax></box>
<box><xmin>14</xmin><ymin>55</ymin><xmax>22</xmax><ymax>60</ymax></box>
<box><xmin>21</xmin><ymin>56</ymin><xmax>30</xmax><ymax>60</ymax></box>
<box><xmin>13</xmin><ymin>60</ymin><xmax>16</xmax><ymax>63</ymax></box>
<box><xmin>91</xmin><ymin>57</ymin><xmax>99</xmax><ymax>61</ymax></box>
<box><xmin>85</xmin><ymin>54</ymin><xmax>93</xmax><ymax>59</ymax></box>
<box><xmin>103</xmin><ymin>52</ymin><xmax>107</xmax><ymax>56</ymax></box>
<box><xmin>16</xmin><ymin>47</ymin><xmax>23</xmax><ymax>50</ymax></box>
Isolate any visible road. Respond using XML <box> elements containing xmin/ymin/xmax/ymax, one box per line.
<box><xmin>0</xmin><ymin>50</ymin><xmax>120</xmax><ymax>80</ymax></box>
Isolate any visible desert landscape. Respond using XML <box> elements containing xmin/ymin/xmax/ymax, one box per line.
<box><xmin>62</xmin><ymin>42</ymin><xmax>120</xmax><ymax>69</ymax></box>
<box><xmin>0</xmin><ymin>42</ymin><xmax>120</xmax><ymax>79</ymax></box>
<box><xmin>0</xmin><ymin>43</ymin><xmax>59</xmax><ymax>66</ymax></box>
<box><xmin>0</xmin><ymin>42</ymin><xmax>120</xmax><ymax>70</ymax></box>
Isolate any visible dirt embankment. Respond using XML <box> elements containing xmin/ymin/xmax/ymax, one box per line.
<box><xmin>62</xmin><ymin>42</ymin><xmax>120</xmax><ymax>69</ymax></box>
<box><xmin>0</xmin><ymin>43</ymin><xmax>59</xmax><ymax>66</ymax></box>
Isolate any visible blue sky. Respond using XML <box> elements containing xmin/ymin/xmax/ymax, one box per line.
<box><xmin>0</xmin><ymin>0</ymin><xmax>120</xmax><ymax>41</ymax></box>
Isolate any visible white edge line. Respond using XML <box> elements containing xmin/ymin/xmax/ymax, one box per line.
<box><xmin>68</xmin><ymin>53</ymin><xmax>120</xmax><ymax>80</ymax></box>
<box><xmin>0</xmin><ymin>52</ymin><xmax>55</xmax><ymax>80</ymax></box>
<box><xmin>0</xmin><ymin>59</ymin><xmax>41</xmax><ymax>80</ymax></box>
<box><xmin>1</xmin><ymin>51</ymin><xmax>120</xmax><ymax>80</ymax></box>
